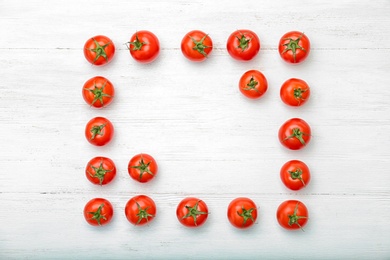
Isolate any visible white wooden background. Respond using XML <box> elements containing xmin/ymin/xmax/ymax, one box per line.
<box><xmin>1</xmin><ymin>0</ymin><xmax>389</xmax><ymax>259</ymax></box>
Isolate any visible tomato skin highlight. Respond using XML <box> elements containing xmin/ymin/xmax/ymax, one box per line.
<box><xmin>125</xmin><ymin>195</ymin><xmax>157</xmax><ymax>226</ymax></box>
<box><xmin>176</xmin><ymin>197</ymin><xmax>209</xmax><ymax>228</ymax></box>
<box><xmin>276</xmin><ymin>200</ymin><xmax>309</xmax><ymax>230</ymax></box>
<box><xmin>278</xmin><ymin>31</ymin><xmax>310</xmax><ymax>64</ymax></box>
<box><xmin>84</xmin><ymin>117</ymin><xmax>114</xmax><ymax>146</ymax></box>
<box><xmin>227</xmin><ymin>29</ymin><xmax>260</xmax><ymax>61</ymax></box>
<box><xmin>280</xmin><ymin>160</ymin><xmax>311</xmax><ymax>190</ymax></box>
<box><xmin>239</xmin><ymin>70</ymin><xmax>268</xmax><ymax>99</ymax></box>
<box><xmin>127</xmin><ymin>30</ymin><xmax>160</xmax><ymax>63</ymax></box>
<box><xmin>83</xmin><ymin>198</ymin><xmax>114</xmax><ymax>226</ymax></box>
<box><xmin>83</xmin><ymin>35</ymin><xmax>115</xmax><ymax>66</ymax></box>
<box><xmin>280</xmin><ymin>78</ymin><xmax>310</xmax><ymax>107</ymax></box>
<box><xmin>128</xmin><ymin>153</ymin><xmax>158</xmax><ymax>183</ymax></box>
<box><xmin>85</xmin><ymin>156</ymin><xmax>116</xmax><ymax>186</ymax></box>
<box><xmin>227</xmin><ymin>197</ymin><xmax>258</xmax><ymax>229</ymax></box>
<box><xmin>181</xmin><ymin>30</ymin><xmax>213</xmax><ymax>62</ymax></box>
<box><xmin>278</xmin><ymin>118</ymin><xmax>311</xmax><ymax>150</ymax></box>
<box><xmin>82</xmin><ymin>76</ymin><xmax>115</xmax><ymax>108</ymax></box>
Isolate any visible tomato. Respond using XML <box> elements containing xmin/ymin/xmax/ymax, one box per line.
<box><xmin>82</xmin><ymin>76</ymin><xmax>115</xmax><ymax>108</ymax></box>
<box><xmin>125</xmin><ymin>195</ymin><xmax>156</xmax><ymax>226</ymax></box>
<box><xmin>280</xmin><ymin>160</ymin><xmax>311</xmax><ymax>190</ymax></box>
<box><xmin>280</xmin><ymin>78</ymin><xmax>310</xmax><ymax>107</ymax></box>
<box><xmin>176</xmin><ymin>197</ymin><xmax>209</xmax><ymax>228</ymax></box>
<box><xmin>278</xmin><ymin>118</ymin><xmax>311</xmax><ymax>150</ymax></box>
<box><xmin>226</xmin><ymin>30</ymin><xmax>260</xmax><ymax>61</ymax></box>
<box><xmin>85</xmin><ymin>117</ymin><xmax>114</xmax><ymax>146</ymax></box>
<box><xmin>127</xmin><ymin>30</ymin><xmax>160</xmax><ymax>63</ymax></box>
<box><xmin>83</xmin><ymin>35</ymin><xmax>115</xmax><ymax>66</ymax></box>
<box><xmin>239</xmin><ymin>70</ymin><xmax>268</xmax><ymax>99</ymax></box>
<box><xmin>181</xmin><ymin>30</ymin><xmax>213</xmax><ymax>62</ymax></box>
<box><xmin>276</xmin><ymin>200</ymin><xmax>309</xmax><ymax>230</ymax></box>
<box><xmin>278</xmin><ymin>31</ymin><xmax>310</xmax><ymax>64</ymax></box>
<box><xmin>128</xmin><ymin>153</ymin><xmax>158</xmax><ymax>183</ymax></box>
<box><xmin>227</xmin><ymin>197</ymin><xmax>258</xmax><ymax>229</ymax></box>
<box><xmin>85</xmin><ymin>156</ymin><xmax>116</xmax><ymax>185</ymax></box>
<box><xmin>83</xmin><ymin>198</ymin><xmax>114</xmax><ymax>226</ymax></box>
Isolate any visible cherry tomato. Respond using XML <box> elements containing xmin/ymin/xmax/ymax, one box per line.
<box><xmin>280</xmin><ymin>78</ymin><xmax>310</xmax><ymax>107</ymax></box>
<box><xmin>127</xmin><ymin>30</ymin><xmax>160</xmax><ymax>63</ymax></box>
<box><xmin>125</xmin><ymin>195</ymin><xmax>156</xmax><ymax>226</ymax></box>
<box><xmin>181</xmin><ymin>30</ymin><xmax>213</xmax><ymax>62</ymax></box>
<box><xmin>85</xmin><ymin>156</ymin><xmax>116</xmax><ymax>185</ymax></box>
<box><xmin>278</xmin><ymin>31</ymin><xmax>310</xmax><ymax>64</ymax></box>
<box><xmin>280</xmin><ymin>160</ymin><xmax>311</xmax><ymax>190</ymax></box>
<box><xmin>176</xmin><ymin>197</ymin><xmax>209</xmax><ymax>228</ymax></box>
<box><xmin>239</xmin><ymin>70</ymin><xmax>268</xmax><ymax>99</ymax></box>
<box><xmin>85</xmin><ymin>117</ymin><xmax>114</xmax><ymax>146</ymax></box>
<box><xmin>128</xmin><ymin>153</ymin><xmax>158</xmax><ymax>183</ymax></box>
<box><xmin>227</xmin><ymin>197</ymin><xmax>258</xmax><ymax>229</ymax></box>
<box><xmin>83</xmin><ymin>198</ymin><xmax>114</xmax><ymax>226</ymax></box>
<box><xmin>227</xmin><ymin>30</ymin><xmax>260</xmax><ymax>61</ymax></box>
<box><xmin>83</xmin><ymin>35</ymin><xmax>115</xmax><ymax>66</ymax></box>
<box><xmin>82</xmin><ymin>76</ymin><xmax>115</xmax><ymax>108</ymax></box>
<box><xmin>278</xmin><ymin>118</ymin><xmax>311</xmax><ymax>150</ymax></box>
<box><xmin>276</xmin><ymin>200</ymin><xmax>309</xmax><ymax>230</ymax></box>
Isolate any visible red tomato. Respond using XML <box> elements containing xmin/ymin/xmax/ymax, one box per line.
<box><xmin>128</xmin><ymin>153</ymin><xmax>158</xmax><ymax>183</ymax></box>
<box><xmin>125</xmin><ymin>195</ymin><xmax>156</xmax><ymax>226</ymax></box>
<box><xmin>127</xmin><ymin>30</ymin><xmax>160</xmax><ymax>63</ymax></box>
<box><xmin>227</xmin><ymin>30</ymin><xmax>260</xmax><ymax>61</ymax></box>
<box><xmin>85</xmin><ymin>117</ymin><xmax>114</xmax><ymax>146</ymax></box>
<box><xmin>280</xmin><ymin>78</ymin><xmax>310</xmax><ymax>107</ymax></box>
<box><xmin>83</xmin><ymin>35</ymin><xmax>115</xmax><ymax>66</ymax></box>
<box><xmin>280</xmin><ymin>160</ymin><xmax>311</xmax><ymax>190</ymax></box>
<box><xmin>278</xmin><ymin>118</ymin><xmax>311</xmax><ymax>150</ymax></box>
<box><xmin>82</xmin><ymin>76</ymin><xmax>115</xmax><ymax>108</ymax></box>
<box><xmin>176</xmin><ymin>197</ymin><xmax>209</xmax><ymax>228</ymax></box>
<box><xmin>181</xmin><ymin>30</ymin><xmax>213</xmax><ymax>62</ymax></box>
<box><xmin>85</xmin><ymin>156</ymin><xmax>116</xmax><ymax>185</ymax></box>
<box><xmin>83</xmin><ymin>198</ymin><xmax>114</xmax><ymax>226</ymax></box>
<box><xmin>276</xmin><ymin>200</ymin><xmax>309</xmax><ymax>230</ymax></box>
<box><xmin>227</xmin><ymin>197</ymin><xmax>258</xmax><ymax>229</ymax></box>
<box><xmin>278</xmin><ymin>31</ymin><xmax>310</xmax><ymax>64</ymax></box>
<box><xmin>239</xmin><ymin>70</ymin><xmax>268</xmax><ymax>99</ymax></box>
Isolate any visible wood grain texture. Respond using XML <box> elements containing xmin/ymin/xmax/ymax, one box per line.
<box><xmin>1</xmin><ymin>0</ymin><xmax>389</xmax><ymax>259</ymax></box>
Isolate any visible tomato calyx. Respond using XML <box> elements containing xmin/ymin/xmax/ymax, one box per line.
<box><xmin>87</xmin><ymin>203</ymin><xmax>107</xmax><ymax>226</ymax></box>
<box><xmin>90</xmin><ymin>123</ymin><xmax>106</xmax><ymax>140</ymax></box>
<box><xmin>127</xmin><ymin>33</ymin><xmax>148</xmax><ymax>51</ymax></box>
<box><xmin>190</xmin><ymin>35</ymin><xmax>211</xmax><ymax>57</ymax></box>
<box><xmin>281</xmin><ymin>33</ymin><xmax>307</xmax><ymax>63</ymax></box>
<box><xmin>182</xmin><ymin>200</ymin><xmax>208</xmax><ymax>226</ymax></box>
<box><xmin>284</xmin><ymin>128</ymin><xmax>308</xmax><ymax>145</ymax></box>
<box><xmin>288</xmin><ymin>202</ymin><xmax>308</xmax><ymax>231</ymax></box>
<box><xmin>235</xmin><ymin>32</ymin><xmax>252</xmax><ymax>52</ymax></box>
<box><xmin>84</xmin><ymin>80</ymin><xmax>112</xmax><ymax>107</ymax></box>
<box><xmin>294</xmin><ymin>87</ymin><xmax>308</xmax><ymax>104</ymax></box>
<box><xmin>87</xmin><ymin>159</ymin><xmax>113</xmax><ymax>185</ymax></box>
<box><xmin>86</xmin><ymin>38</ymin><xmax>111</xmax><ymax>64</ymax></box>
<box><xmin>238</xmin><ymin>206</ymin><xmax>256</xmax><ymax>226</ymax></box>
<box><xmin>135</xmin><ymin>201</ymin><xmax>155</xmax><ymax>225</ymax></box>
<box><xmin>288</xmin><ymin>168</ymin><xmax>306</xmax><ymax>186</ymax></box>
<box><xmin>243</xmin><ymin>76</ymin><xmax>259</xmax><ymax>92</ymax></box>
<box><xmin>130</xmin><ymin>157</ymin><xmax>154</xmax><ymax>181</ymax></box>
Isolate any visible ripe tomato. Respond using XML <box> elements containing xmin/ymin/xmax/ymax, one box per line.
<box><xmin>280</xmin><ymin>160</ymin><xmax>311</xmax><ymax>190</ymax></box>
<box><xmin>85</xmin><ymin>117</ymin><xmax>114</xmax><ymax>146</ymax></box>
<box><xmin>83</xmin><ymin>198</ymin><xmax>114</xmax><ymax>226</ymax></box>
<box><xmin>280</xmin><ymin>78</ymin><xmax>310</xmax><ymax>107</ymax></box>
<box><xmin>127</xmin><ymin>30</ymin><xmax>160</xmax><ymax>63</ymax></box>
<box><xmin>278</xmin><ymin>31</ymin><xmax>310</xmax><ymax>64</ymax></box>
<box><xmin>227</xmin><ymin>30</ymin><xmax>260</xmax><ymax>61</ymax></box>
<box><xmin>85</xmin><ymin>156</ymin><xmax>116</xmax><ymax>185</ymax></box>
<box><xmin>82</xmin><ymin>76</ymin><xmax>115</xmax><ymax>108</ymax></box>
<box><xmin>128</xmin><ymin>153</ymin><xmax>158</xmax><ymax>183</ymax></box>
<box><xmin>176</xmin><ymin>197</ymin><xmax>209</xmax><ymax>228</ymax></box>
<box><xmin>276</xmin><ymin>200</ymin><xmax>309</xmax><ymax>230</ymax></box>
<box><xmin>227</xmin><ymin>197</ymin><xmax>258</xmax><ymax>229</ymax></box>
<box><xmin>181</xmin><ymin>30</ymin><xmax>213</xmax><ymax>62</ymax></box>
<box><xmin>125</xmin><ymin>195</ymin><xmax>156</xmax><ymax>226</ymax></box>
<box><xmin>83</xmin><ymin>35</ymin><xmax>115</xmax><ymax>66</ymax></box>
<box><xmin>278</xmin><ymin>118</ymin><xmax>311</xmax><ymax>150</ymax></box>
<box><xmin>239</xmin><ymin>70</ymin><xmax>268</xmax><ymax>99</ymax></box>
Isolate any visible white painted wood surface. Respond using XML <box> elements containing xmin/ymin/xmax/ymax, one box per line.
<box><xmin>1</xmin><ymin>0</ymin><xmax>389</xmax><ymax>259</ymax></box>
